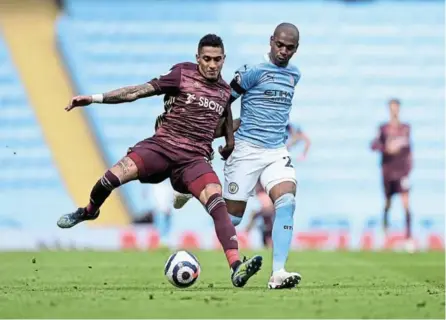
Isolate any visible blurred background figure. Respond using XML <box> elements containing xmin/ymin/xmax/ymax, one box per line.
<box><xmin>135</xmin><ymin>181</ymin><xmax>173</xmax><ymax>244</ymax></box>
<box><xmin>371</xmin><ymin>99</ymin><xmax>414</xmax><ymax>251</ymax></box>
<box><xmin>285</xmin><ymin>123</ymin><xmax>311</xmax><ymax>161</ymax></box>
<box><xmin>245</xmin><ymin>184</ymin><xmax>275</xmax><ymax>248</ymax></box>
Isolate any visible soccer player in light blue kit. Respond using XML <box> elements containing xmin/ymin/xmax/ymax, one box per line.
<box><xmin>174</xmin><ymin>23</ymin><xmax>302</xmax><ymax>289</ymax></box>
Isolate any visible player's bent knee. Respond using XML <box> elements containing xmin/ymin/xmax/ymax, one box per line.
<box><xmin>110</xmin><ymin>155</ymin><xmax>139</xmax><ymax>184</ymax></box>
<box><xmin>269</xmin><ymin>180</ymin><xmax>297</xmax><ymax>202</ymax></box>
<box><xmin>188</xmin><ymin>172</ymin><xmax>221</xmax><ymax>204</ymax></box>
<box><xmin>203</xmin><ymin>183</ymin><xmax>222</xmax><ymax>198</ymax></box>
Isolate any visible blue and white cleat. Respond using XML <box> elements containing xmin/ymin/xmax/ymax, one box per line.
<box><xmin>231</xmin><ymin>255</ymin><xmax>263</xmax><ymax>288</ymax></box>
<box><xmin>57</xmin><ymin>207</ymin><xmax>99</xmax><ymax>229</ymax></box>
<box><xmin>268</xmin><ymin>269</ymin><xmax>302</xmax><ymax>289</ymax></box>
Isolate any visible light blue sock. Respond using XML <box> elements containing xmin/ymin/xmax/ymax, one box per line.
<box><xmin>272</xmin><ymin>193</ymin><xmax>296</xmax><ymax>272</ymax></box>
<box><xmin>229</xmin><ymin>214</ymin><xmax>243</xmax><ymax>226</ymax></box>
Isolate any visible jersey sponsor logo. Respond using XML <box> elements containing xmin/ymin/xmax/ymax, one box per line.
<box><xmin>184</xmin><ymin>93</ymin><xmax>225</xmax><ymax>115</ymax></box>
<box><xmin>264</xmin><ymin>89</ymin><xmax>293</xmax><ymax>102</ymax></box>
<box><xmin>228</xmin><ymin>182</ymin><xmax>239</xmax><ymax>194</ymax></box>
<box><xmin>198</xmin><ymin>97</ymin><xmax>224</xmax><ymax>115</ymax></box>
<box><xmin>185</xmin><ymin>93</ymin><xmax>197</xmax><ymax>104</ymax></box>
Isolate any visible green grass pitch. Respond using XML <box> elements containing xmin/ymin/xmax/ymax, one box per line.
<box><xmin>0</xmin><ymin>250</ymin><xmax>444</xmax><ymax>319</ymax></box>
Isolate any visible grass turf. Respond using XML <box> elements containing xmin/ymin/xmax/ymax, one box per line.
<box><xmin>0</xmin><ymin>250</ymin><xmax>444</xmax><ymax>319</ymax></box>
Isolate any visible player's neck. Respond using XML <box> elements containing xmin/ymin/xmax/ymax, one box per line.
<box><xmin>390</xmin><ymin>118</ymin><xmax>400</xmax><ymax>126</ymax></box>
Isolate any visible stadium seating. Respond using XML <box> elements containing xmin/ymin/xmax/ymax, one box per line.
<box><xmin>0</xmin><ymin>35</ymin><xmax>74</xmax><ymax>229</ymax></box>
<box><xmin>57</xmin><ymin>0</ymin><xmax>444</xmax><ymax>234</ymax></box>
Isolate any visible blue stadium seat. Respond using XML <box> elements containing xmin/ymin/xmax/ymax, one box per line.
<box><xmin>0</xmin><ymin>35</ymin><xmax>75</xmax><ymax>229</ymax></box>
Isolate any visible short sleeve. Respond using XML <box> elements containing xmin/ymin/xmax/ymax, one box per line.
<box><xmin>148</xmin><ymin>65</ymin><xmax>182</xmax><ymax>95</ymax></box>
<box><xmin>229</xmin><ymin>64</ymin><xmax>261</xmax><ymax>99</ymax></box>
<box><xmin>294</xmin><ymin>69</ymin><xmax>302</xmax><ymax>86</ymax></box>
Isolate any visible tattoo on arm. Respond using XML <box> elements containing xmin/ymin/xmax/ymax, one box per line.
<box><xmin>103</xmin><ymin>83</ymin><xmax>156</xmax><ymax>104</ymax></box>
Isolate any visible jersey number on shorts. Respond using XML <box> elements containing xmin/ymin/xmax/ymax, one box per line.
<box><xmin>283</xmin><ymin>156</ymin><xmax>294</xmax><ymax>168</ymax></box>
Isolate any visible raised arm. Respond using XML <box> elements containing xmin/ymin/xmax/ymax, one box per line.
<box><xmin>102</xmin><ymin>83</ymin><xmax>156</xmax><ymax>104</ymax></box>
<box><xmin>65</xmin><ymin>83</ymin><xmax>157</xmax><ymax>111</ymax></box>
<box><xmin>65</xmin><ymin>65</ymin><xmax>182</xmax><ymax>112</ymax></box>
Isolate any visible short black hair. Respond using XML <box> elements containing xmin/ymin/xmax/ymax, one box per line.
<box><xmin>198</xmin><ymin>34</ymin><xmax>224</xmax><ymax>53</ymax></box>
<box><xmin>389</xmin><ymin>98</ymin><xmax>401</xmax><ymax>105</ymax></box>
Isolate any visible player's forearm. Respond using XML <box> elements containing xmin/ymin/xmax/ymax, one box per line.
<box><xmin>224</xmin><ymin>106</ymin><xmax>235</xmax><ymax>146</ymax></box>
<box><xmin>302</xmin><ymin>137</ymin><xmax>311</xmax><ymax>156</ymax></box>
<box><xmin>223</xmin><ymin>122</ymin><xmax>235</xmax><ymax>148</ymax></box>
<box><xmin>97</xmin><ymin>84</ymin><xmax>155</xmax><ymax>104</ymax></box>
<box><xmin>371</xmin><ymin>140</ymin><xmax>384</xmax><ymax>152</ymax></box>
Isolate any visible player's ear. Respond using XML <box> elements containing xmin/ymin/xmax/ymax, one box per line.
<box><xmin>195</xmin><ymin>53</ymin><xmax>200</xmax><ymax>64</ymax></box>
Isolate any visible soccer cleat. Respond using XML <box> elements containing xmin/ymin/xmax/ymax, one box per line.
<box><xmin>57</xmin><ymin>207</ymin><xmax>100</xmax><ymax>229</ymax></box>
<box><xmin>268</xmin><ymin>269</ymin><xmax>302</xmax><ymax>289</ymax></box>
<box><xmin>231</xmin><ymin>255</ymin><xmax>263</xmax><ymax>288</ymax></box>
<box><xmin>173</xmin><ymin>191</ymin><xmax>193</xmax><ymax>209</ymax></box>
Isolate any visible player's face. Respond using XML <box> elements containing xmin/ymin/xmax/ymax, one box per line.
<box><xmin>196</xmin><ymin>46</ymin><xmax>225</xmax><ymax>81</ymax></box>
<box><xmin>270</xmin><ymin>32</ymin><xmax>298</xmax><ymax>66</ymax></box>
<box><xmin>389</xmin><ymin>102</ymin><xmax>400</xmax><ymax>119</ymax></box>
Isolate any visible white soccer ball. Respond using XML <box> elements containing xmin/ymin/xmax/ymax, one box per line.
<box><xmin>164</xmin><ymin>250</ymin><xmax>201</xmax><ymax>288</ymax></box>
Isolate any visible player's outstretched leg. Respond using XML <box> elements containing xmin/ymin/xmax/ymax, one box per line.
<box><xmin>57</xmin><ymin>156</ymin><xmax>138</xmax><ymax>228</ymax></box>
<box><xmin>268</xmin><ymin>181</ymin><xmax>301</xmax><ymax>289</ymax></box>
<box><xmin>172</xmin><ymin>191</ymin><xmax>193</xmax><ymax>209</ymax></box>
<box><xmin>188</xmin><ymin>173</ymin><xmax>262</xmax><ymax>288</ymax></box>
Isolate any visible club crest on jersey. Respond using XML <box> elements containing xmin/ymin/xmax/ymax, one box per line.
<box><xmin>219</xmin><ymin>89</ymin><xmax>225</xmax><ymax>98</ymax></box>
<box><xmin>228</xmin><ymin>182</ymin><xmax>239</xmax><ymax>194</ymax></box>
<box><xmin>289</xmin><ymin>75</ymin><xmax>295</xmax><ymax>86</ymax></box>
<box><xmin>193</xmin><ymin>81</ymin><xmax>199</xmax><ymax>88</ymax></box>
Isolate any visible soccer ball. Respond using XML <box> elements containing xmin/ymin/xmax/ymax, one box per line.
<box><xmin>164</xmin><ymin>250</ymin><xmax>201</xmax><ymax>288</ymax></box>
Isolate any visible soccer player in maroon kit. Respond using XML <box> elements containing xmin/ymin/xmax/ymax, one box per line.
<box><xmin>371</xmin><ymin>99</ymin><xmax>414</xmax><ymax>248</ymax></box>
<box><xmin>57</xmin><ymin>34</ymin><xmax>262</xmax><ymax>287</ymax></box>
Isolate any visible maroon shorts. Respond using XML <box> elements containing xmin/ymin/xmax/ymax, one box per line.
<box><xmin>127</xmin><ymin>137</ymin><xmax>219</xmax><ymax>196</ymax></box>
<box><xmin>383</xmin><ymin>175</ymin><xmax>410</xmax><ymax>197</ymax></box>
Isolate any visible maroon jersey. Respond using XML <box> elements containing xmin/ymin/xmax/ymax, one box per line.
<box><xmin>371</xmin><ymin>122</ymin><xmax>412</xmax><ymax>180</ymax></box>
<box><xmin>149</xmin><ymin>62</ymin><xmax>231</xmax><ymax>158</ymax></box>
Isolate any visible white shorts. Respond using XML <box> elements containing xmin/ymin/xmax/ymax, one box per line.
<box><xmin>223</xmin><ymin>139</ymin><xmax>297</xmax><ymax>201</ymax></box>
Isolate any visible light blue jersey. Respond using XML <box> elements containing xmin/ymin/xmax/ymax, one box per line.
<box><xmin>230</xmin><ymin>54</ymin><xmax>301</xmax><ymax>148</ymax></box>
